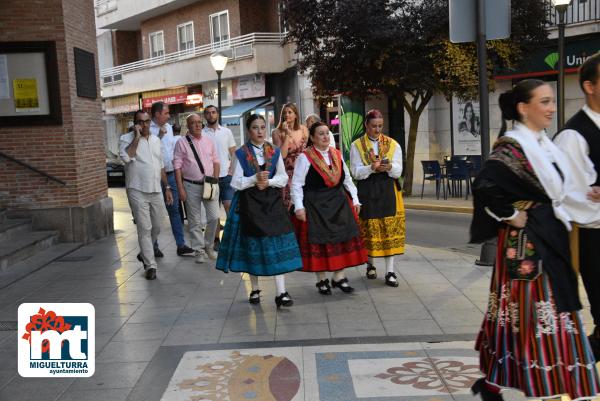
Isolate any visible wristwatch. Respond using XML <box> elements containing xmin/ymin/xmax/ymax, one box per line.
<box><xmin>166</xmin><ymin>185</ymin><xmax>172</xmax><ymax>190</ymax></box>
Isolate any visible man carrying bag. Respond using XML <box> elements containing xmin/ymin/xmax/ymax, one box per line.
<box><xmin>174</xmin><ymin>113</ymin><xmax>221</xmax><ymax>263</ymax></box>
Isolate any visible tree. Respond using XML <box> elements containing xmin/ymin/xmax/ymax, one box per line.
<box><xmin>283</xmin><ymin>0</ymin><xmax>549</xmax><ymax>195</ymax></box>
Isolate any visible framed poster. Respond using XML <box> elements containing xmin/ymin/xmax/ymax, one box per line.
<box><xmin>452</xmin><ymin>97</ymin><xmax>481</xmax><ymax>155</ymax></box>
<box><xmin>0</xmin><ymin>41</ymin><xmax>62</xmax><ymax>126</ymax></box>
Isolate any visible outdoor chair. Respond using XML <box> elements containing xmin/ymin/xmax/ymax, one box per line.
<box><xmin>466</xmin><ymin>155</ymin><xmax>482</xmax><ymax>179</ymax></box>
<box><xmin>445</xmin><ymin>160</ymin><xmax>472</xmax><ymax>199</ymax></box>
<box><xmin>420</xmin><ymin>160</ymin><xmax>446</xmax><ymax>200</ymax></box>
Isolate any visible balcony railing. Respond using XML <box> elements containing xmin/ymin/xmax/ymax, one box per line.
<box><xmin>547</xmin><ymin>0</ymin><xmax>599</xmax><ymax>25</ymax></box>
<box><xmin>94</xmin><ymin>0</ymin><xmax>117</xmax><ymax>16</ymax></box>
<box><xmin>100</xmin><ymin>32</ymin><xmax>287</xmax><ymax>86</ymax></box>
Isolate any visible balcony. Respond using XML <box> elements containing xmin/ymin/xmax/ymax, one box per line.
<box><xmin>545</xmin><ymin>0</ymin><xmax>599</xmax><ymax>38</ymax></box>
<box><xmin>100</xmin><ymin>33</ymin><xmax>296</xmax><ymax>98</ymax></box>
<box><xmin>546</xmin><ymin>0</ymin><xmax>599</xmax><ymax>25</ymax></box>
<box><xmin>95</xmin><ymin>0</ymin><xmax>200</xmax><ymax>30</ymax></box>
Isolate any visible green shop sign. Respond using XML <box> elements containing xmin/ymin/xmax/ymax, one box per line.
<box><xmin>495</xmin><ymin>35</ymin><xmax>600</xmax><ymax>80</ymax></box>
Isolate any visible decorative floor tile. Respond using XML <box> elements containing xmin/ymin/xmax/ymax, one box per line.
<box><xmin>159</xmin><ymin>342</ymin><xmax>481</xmax><ymax>401</ymax></box>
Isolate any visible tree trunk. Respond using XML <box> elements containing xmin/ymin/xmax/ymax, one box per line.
<box><xmin>403</xmin><ymin>115</ymin><xmax>421</xmax><ymax>196</ymax></box>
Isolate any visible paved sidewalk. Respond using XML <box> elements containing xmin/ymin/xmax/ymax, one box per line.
<box><xmin>404</xmin><ymin>195</ymin><xmax>473</xmax><ymax>214</ymax></box>
<box><xmin>0</xmin><ymin>188</ymin><xmax>592</xmax><ymax>401</ymax></box>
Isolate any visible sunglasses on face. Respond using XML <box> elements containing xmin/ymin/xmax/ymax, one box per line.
<box><xmin>136</xmin><ymin>119</ymin><xmax>151</xmax><ymax>125</ymax></box>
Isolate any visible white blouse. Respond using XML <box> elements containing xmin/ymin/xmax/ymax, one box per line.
<box><xmin>554</xmin><ymin>106</ymin><xmax>600</xmax><ymax>228</ymax></box>
<box><xmin>349</xmin><ymin>137</ymin><xmax>403</xmax><ymax>180</ymax></box>
<box><xmin>290</xmin><ymin>147</ymin><xmax>360</xmax><ymax>211</ymax></box>
<box><xmin>230</xmin><ymin>143</ymin><xmax>288</xmax><ymax>191</ymax></box>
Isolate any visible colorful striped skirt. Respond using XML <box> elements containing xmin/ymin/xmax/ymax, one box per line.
<box><xmin>476</xmin><ymin>228</ymin><xmax>600</xmax><ymax>400</ymax></box>
<box><xmin>216</xmin><ymin>193</ymin><xmax>302</xmax><ymax>276</ymax></box>
<box><xmin>359</xmin><ymin>186</ymin><xmax>405</xmax><ymax>257</ymax></box>
<box><xmin>292</xmin><ymin>198</ymin><xmax>367</xmax><ymax>273</ymax></box>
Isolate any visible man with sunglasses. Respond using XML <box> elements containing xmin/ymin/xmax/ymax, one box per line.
<box><xmin>119</xmin><ymin>110</ymin><xmax>173</xmax><ymax>280</ymax></box>
<box><xmin>149</xmin><ymin>101</ymin><xmax>196</xmax><ymax>258</ymax></box>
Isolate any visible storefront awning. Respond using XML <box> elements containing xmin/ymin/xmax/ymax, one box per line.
<box><xmin>104</xmin><ymin>93</ymin><xmax>139</xmax><ymax>115</ymax></box>
<box><xmin>221</xmin><ymin>97</ymin><xmax>270</xmax><ymax>126</ymax></box>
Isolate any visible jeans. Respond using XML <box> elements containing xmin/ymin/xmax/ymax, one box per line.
<box><xmin>155</xmin><ymin>173</ymin><xmax>186</xmax><ymax>248</ymax></box>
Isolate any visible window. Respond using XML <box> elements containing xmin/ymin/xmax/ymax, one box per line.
<box><xmin>177</xmin><ymin>22</ymin><xmax>194</xmax><ymax>52</ymax></box>
<box><xmin>209</xmin><ymin>11</ymin><xmax>230</xmax><ymax>45</ymax></box>
<box><xmin>149</xmin><ymin>31</ymin><xmax>164</xmax><ymax>58</ymax></box>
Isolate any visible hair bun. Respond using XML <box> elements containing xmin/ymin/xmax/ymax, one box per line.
<box><xmin>498</xmin><ymin>90</ymin><xmax>517</xmax><ymax>121</ymax></box>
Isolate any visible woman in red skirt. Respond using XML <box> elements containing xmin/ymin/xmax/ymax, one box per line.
<box><xmin>291</xmin><ymin>122</ymin><xmax>367</xmax><ymax>294</ymax></box>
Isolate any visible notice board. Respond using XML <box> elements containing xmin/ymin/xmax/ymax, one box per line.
<box><xmin>0</xmin><ymin>41</ymin><xmax>62</xmax><ymax>125</ymax></box>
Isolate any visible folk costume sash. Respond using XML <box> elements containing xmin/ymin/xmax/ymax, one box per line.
<box><xmin>303</xmin><ymin>146</ymin><xmax>342</xmax><ymax>187</ymax></box>
<box><xmin>357</xmin><ymin>134</ymin><xmax>396</xmax><ymax>165</ymax></box>
<box><xmin>234</xmin><ymin>142</ymin><xmax>292</xmax><ymax>237</ymax></box>
<box><xmin>355</xmin><ymin>134</ymin><xmax>397</xmax><ymax>220</ymax></box>
<box><xmin>235</xmin><ymin>141</ymin><xmax>280</xmax><ymax>178</ymax></box>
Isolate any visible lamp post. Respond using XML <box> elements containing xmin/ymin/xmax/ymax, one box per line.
<box><xmin>552</xmin><ymin>0</ymin><xmax>571</xmax><ymax>129</ymax></box>
<box><xmin>210</xmin><ymin>53</ymin><xmax>229</xmax><ymax>125</ymax></box>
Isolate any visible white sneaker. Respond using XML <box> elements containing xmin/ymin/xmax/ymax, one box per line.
<box><xmin>195</xmin><ymin>250</ymin><xmax>206</xmax><ymax>264</ymax></box>
<box><xmin>205</xmin><ymin>247</ymin><xmax>218</xmax><ymax>260</ymax></box>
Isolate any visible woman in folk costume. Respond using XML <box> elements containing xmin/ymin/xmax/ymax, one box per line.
<box><xmin>349</xmin><ymin>109</ymin><xmax>405</xmax><ymax>287</ymax></box>
<box><xmin>272</xmin><ymin>102</ymin><xmax>309</xmax><ymax>210</ymax></box>
<box><xmin>291</xmin><ymin>122</ymin><xmax>367</xmax><ymax>295</ymax></box>
<box><xmin>216</xmin><ymin>114</ymin><xmax>302</xmax><ymax>308</ymax></box>
<box><xmin>470</xmin><ymin>79</ymin><xmax>600</xmax><ymax>401</ymax></box>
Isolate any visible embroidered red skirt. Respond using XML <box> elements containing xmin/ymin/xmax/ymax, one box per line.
<box><xmin>292</xmin><ymin>200</ymin><xmax>367</xmax><ymax>272</ymax></box>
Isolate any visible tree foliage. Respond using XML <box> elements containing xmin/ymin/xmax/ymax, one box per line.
<box><xmin>283</xmin><ymin>0</ymin><xmax>550</xmax><ymax>194</ymax></box>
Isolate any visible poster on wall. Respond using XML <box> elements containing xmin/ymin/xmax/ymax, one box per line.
<box><xmin>452</xmin><ymin>97</ymin><xmax>481</xmax><ymax>155</ymax></box>
<box><xmin>232</xmin><ymin>75</ymin><xmax>265</xmax><ymax>100</ymax></box>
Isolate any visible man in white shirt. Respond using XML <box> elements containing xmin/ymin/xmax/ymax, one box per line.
<box><xmin>150</xmin><ymin>102</ymin><xmax>195</xmax><ymax>258</ymax></box>
<box><xmin>554</xmin><ymin>53</ymin><xmax>600</xmax><ymax>357</ymax></box>
<box><xmin>119</xmin><ymin>110</ymin><xmax>173</xmax><ymax>280</ymax></box>
<box><xmin>202</xmin><ymin>105</ymin><xmax>236</xmax><ymax>250</ymax></box>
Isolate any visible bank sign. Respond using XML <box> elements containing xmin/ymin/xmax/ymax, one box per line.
<box><xmin>18</xmin><ymin>303</ymin><xmax>95</xmax><ymax>377</ymax></box>
<box><xmin>495</xmin><ymin>35</ymin><xmax>600</xmax><ymax>80</ymax></box>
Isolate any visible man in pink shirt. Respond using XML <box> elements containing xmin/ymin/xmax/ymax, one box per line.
<box><xmin>174</xmin><ymin>113</ymin><xmax>221</xmax><ymax>263</ymax></box>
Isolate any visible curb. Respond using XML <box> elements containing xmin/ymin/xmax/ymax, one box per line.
<box><xmin>404</xmin><ymin>203</ymin><xmax>473</xmax><ymax>214</ymax></box>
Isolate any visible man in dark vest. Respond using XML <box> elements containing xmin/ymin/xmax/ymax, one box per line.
<box><xmin>554</xmin><ymin>53</ymin><xmax>600</xmax><ymax>358</ymax></box>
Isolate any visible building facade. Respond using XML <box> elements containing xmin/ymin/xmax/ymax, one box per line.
<box><xmin>95</xmin><ymin>0</ymin><xmax>316</xmax><ymax>156</ymax></box>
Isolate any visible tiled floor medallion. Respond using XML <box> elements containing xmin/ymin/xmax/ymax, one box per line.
<box><xmin>161</xmin><ymin>348</ymin><xmax>303</xmax><ymax>401</ymax></box>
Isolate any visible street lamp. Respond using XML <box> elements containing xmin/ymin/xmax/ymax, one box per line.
<box><xmin>552</xmin><ymin>0</ymin><xmax>571</xmax><ymax>129</ymax></box>
<box><xmin>210</xmin><ymin>53</ymin><xmax>229</xmax><ymax>125</ymax></box>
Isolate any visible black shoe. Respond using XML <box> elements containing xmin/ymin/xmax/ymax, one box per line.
<box><xmin>136</xmin><ymin>253</ymin><xmax>149</xmax><ymax>269</ymax></box>
<box><xmin>275</xmin><ymin>291</ymin><xmax>293</xmax><ymax>308</ymax></box>
<box><xmin>154</xmin><ymin>248</ymin><xmax>164</xmax><ymax>258</ymax></box>
<box><xmin>145</xmin><ymin>268</ymin><xmax>157</xmax><ymax>280</ymax></box>
<box><xmin>249</xmin><ymin>289</ymin><xmax>261</xmax><ymax>304</ymax></box>
<box><xmin>177</xmin><ymin>245</ymin><xmax>196</xmax><ymax>256</ymax></box>
<box><xmin>331</xmin><ymin>278</ymin><xmax>354</xmax><ymax>293</ymax></box>
<box><xmin>385</xmin><ymin>272</ymin><xmax>399</xmax><ymax>287</ymax></box>
<box><xmin>471</xmin><ymin>378</ymin><xmax>503</xmax><ymax>401</ymax></box>
<box><xmin>366</xmin><ymin>264</ymin><xmax>377</xmax><ymax>279</ymax></box>
<box><xmin>316</xmin><ymin>279</ymin><xmax>332</xmax><ymax>295</ymax></box>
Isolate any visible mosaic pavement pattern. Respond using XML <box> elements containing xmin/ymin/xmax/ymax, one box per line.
<box><xmin>160</xmin><ymin>342</ymin><xmax>484</xmax><ymax>401</ymax></box>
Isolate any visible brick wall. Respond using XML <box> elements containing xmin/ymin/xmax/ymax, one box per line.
<box><xmin>140</xmin><ymin>0</ymin><xmax>241</xmax><ymax>59</ymax></box>
<box><xmin>239</xmin><ymin>0</ymin><xmax>280</xmax><ymax>35</ymax></box>
<box><xmin>0</xmin><ymin>0</ymin><xmax>107</xmax><ymax>210</ymax></box>
<box><xmin>112</xmin><ymin>31</ymin><xmax>141</xmax><ymax>65</ymax></box>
